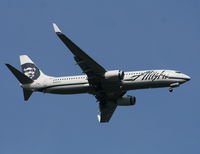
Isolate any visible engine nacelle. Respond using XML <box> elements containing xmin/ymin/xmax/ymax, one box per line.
<box><xmin>117</xmin><ymin>96</ymin><xmax>136</xmax><ymax>106</ymax></box>
<box><xmin>104</xmin><ymin>70</ymin><xmax>124</xmax><ymax>81</ymax></box>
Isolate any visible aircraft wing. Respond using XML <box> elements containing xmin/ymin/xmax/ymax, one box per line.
<box><xmin>53</xmin><ymin>23</ymin><xmax>106</xmax><ymax>85</ymax></box>
<box><xmin>98</xmin><ymin>100</ymin><xmax>117</xmax><ymax>123</ymax></box>
<box><xmin>53</xmin><ymin>23</ymin><xmax>122</xmax><ymax>123</ymax></box>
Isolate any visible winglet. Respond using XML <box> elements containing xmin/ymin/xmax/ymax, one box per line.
<box><xmin>97</xmin><ymin>114</ymin><xmax>101</xmax><ymax>122</ymax></box>
<box><xmin>52</xmin><ymin>23</ymin><xmax>61</xmax><ymax>33</ymax></box>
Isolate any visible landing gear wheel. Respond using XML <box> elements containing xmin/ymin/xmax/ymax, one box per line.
<box><xmin>169</xmin><ymin>87</ymin><xmax>173</xmax><ymax>92</ymax></box>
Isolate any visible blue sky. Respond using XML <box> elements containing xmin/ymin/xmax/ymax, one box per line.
<box><xmin>0</xmin><ymin>0</ymin><xmax>199</xmax><ymax>153</ymax></box>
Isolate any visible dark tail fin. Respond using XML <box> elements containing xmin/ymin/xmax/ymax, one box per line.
<box><xmin>5</xmin><ymin>64</ymin><xmax>33</xmax><ymax>84</ymax></box>
<box><xmin>6</xmin><ymin>64</ymin><xmax>33</xmax><ymax>101</ymax></box>
<box><xmin>23</xmin><ymin>89</ymin><xmax>33</xmax><ymax>101</ymax></box>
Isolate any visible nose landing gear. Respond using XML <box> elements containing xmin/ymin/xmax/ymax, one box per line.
<box><xmin>169</xmin><ymin>87</ymin><xmax>173</xmax><ymax>92</ymax></box>
<box><xmin>168</xmin><ymin>83</ymin><xmax>180</xmax><ymax>92</ymax></box>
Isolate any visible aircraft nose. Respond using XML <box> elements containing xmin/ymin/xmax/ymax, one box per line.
<box><xmin>183</xmin><ymin>74</ymin><xmax>191</xmax><ymax>81</ymax></box>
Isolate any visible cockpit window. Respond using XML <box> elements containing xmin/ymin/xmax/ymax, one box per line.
<box><xmin>175</xmin><ymin>71</ymin><xmax>181</xmax><ymax>73</ymax></box>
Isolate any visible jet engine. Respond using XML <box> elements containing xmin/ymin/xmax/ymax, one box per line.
<box><xmin>117</xmin><ymin>96</ymin><xmax>136</xmax><ymax>106</ymax></box>
<box><xmin>104</xmin><ymin>70</ymin><xmax>124</xmax><ymax>81</ymax></box>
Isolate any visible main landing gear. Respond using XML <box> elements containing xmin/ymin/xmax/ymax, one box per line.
<box><xmin>168</xmin><ymin>87</ymin><xmax>173</xmax><ymax>92</ymax></box>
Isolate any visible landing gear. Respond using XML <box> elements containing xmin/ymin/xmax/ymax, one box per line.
<box><xmin>169</xmin><ymin>87</ymin><xmax>173</xmax><ymax>92</ymax></box>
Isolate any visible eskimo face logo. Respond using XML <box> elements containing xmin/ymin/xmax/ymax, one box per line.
<box><xmin>21</xmin><ymin>63</ymin><xmax>40</xmax><ymax>80</ymax></box>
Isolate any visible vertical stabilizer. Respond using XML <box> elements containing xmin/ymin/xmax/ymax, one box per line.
<box><xmin>20</xmin><ymin>55</ymin><xmax>48</xmax><ymax>80</ymax></box>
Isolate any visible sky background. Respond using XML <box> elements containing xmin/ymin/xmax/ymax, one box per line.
<box><xmin>0</xmin><ymin>0</ymin><xmax>199</xmax><ymax>153</ymax></box>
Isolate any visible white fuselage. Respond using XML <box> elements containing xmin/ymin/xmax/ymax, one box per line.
<box><xmin>22</xmin><ymin>69</ymin><xmax>191</xmax><ymax>95</ymax></box>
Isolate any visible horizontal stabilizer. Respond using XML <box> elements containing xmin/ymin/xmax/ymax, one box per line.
<box><xmin>6</xmin><ymin>64</ymin><xmax>33</xmax><ymax>84</ymax></box>
<box><xmin>23</xmin><ymin>89</ymin><xmax>33</xmax><ymax>101</ymax></box>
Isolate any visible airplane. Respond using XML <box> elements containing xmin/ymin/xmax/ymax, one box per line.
<box><xmin>5</xmin><ymin>23</ymin><xmax>191</xmax><ymax>123</ymax></box>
